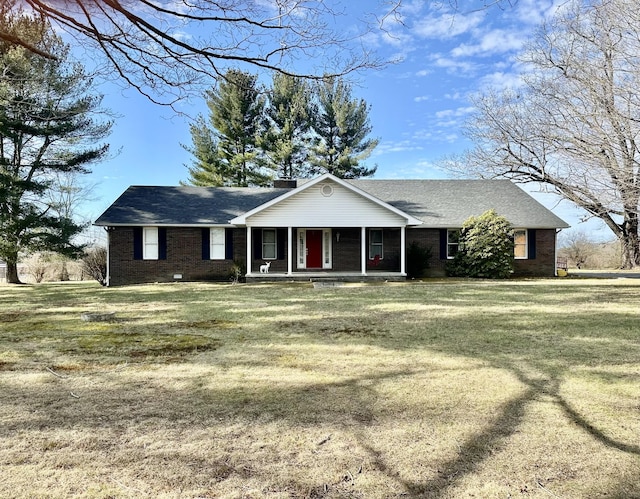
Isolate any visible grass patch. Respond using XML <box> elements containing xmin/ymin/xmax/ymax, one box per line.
<box><xmin>0</xmin><ymin>279</ymin><xmax>639</xmax><ymax>498</ymax></box>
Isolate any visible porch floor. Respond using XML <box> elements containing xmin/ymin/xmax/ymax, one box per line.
<box><xmin>245</xmin><ymin>271</ymin><xmax>406</xmax><ymax>283</ymax></box>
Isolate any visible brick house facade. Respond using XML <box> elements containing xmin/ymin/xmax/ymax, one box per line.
<box><xmin>96</xmin><ymin>174</ymin><xmax>568</xmax><ymax>286</ymax></box>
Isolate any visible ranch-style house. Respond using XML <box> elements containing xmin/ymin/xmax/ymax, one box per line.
<box><xmin>94</xmin><ymin>173</ymin><xmax>569</xmax><ymax>286</ymax></box>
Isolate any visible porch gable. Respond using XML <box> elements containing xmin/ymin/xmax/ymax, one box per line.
<box><xmin>231</xmin><ymin>174</ymin><xmax>422</xmax><ymax>228</ymax></box>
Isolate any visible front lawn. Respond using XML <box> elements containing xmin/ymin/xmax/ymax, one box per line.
<box><xmin>1</xmin><ymin>279</ymin><xmax>639</xmax><ymax>498</ymax></box>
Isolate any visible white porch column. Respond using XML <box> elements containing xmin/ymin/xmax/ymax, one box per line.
<box><xmin>105</xmin><ymin>227</ymin><xmax>111</xmax><ymax>287</ymax></box>
<box><xmin>287</xmin><ymin>226</ymin><xmax>293</xmax><ymax>275</ymax></box>
<box><xmin>361</xmin><ymin>226</ymin><xmax>367</xmax><ymax>275</ymax></box>
<box><xmin>400</xmin><ymin>226</ymin><xmax>406</xmax><ymax>276</ymax></box>
<box><xmin>246</xmin><ymin>227</ymin><xmax>252</xmax><ymax>275</ymax></box>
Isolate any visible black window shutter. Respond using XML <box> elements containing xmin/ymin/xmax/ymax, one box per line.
<box><xmin>439</xmin><ymin>229</ymin><xmax>447</xmax><ymax>260</ymax></box>
<box><xmin>225</xmin><ymin>228</ymin><xmax>234</xmax><ymax>260</ymax></box>
<box><xmin>158</xmin><ymin>228</ymin><xmax>167</xmax><ymax>260</ymax></box>
<box><xmin>253</xmin><ymin>229</ymin><xmax>262</xmax><ymax>259</ymax></box>
<box><xmin>202</xmin><ymin>228</ymin><xmax>210</xmax><ymax>260</ymax></box>
<box><xmin>528</xmin><ymin>229</ymin><xmax>537</xmax><ymax>259</ymax></box>
<box><xmin>277</xmin><ymin>228</ymin><xmax>286</xmax><ymax>260</ymax></box>
<box><xmin>133</xmin><ymin>227</ymin><xmax>143</xmax><ymax>260</ymax></box>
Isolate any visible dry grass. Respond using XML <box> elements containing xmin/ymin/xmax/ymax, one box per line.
<box><xmin>1</xmin><ymin>279</ymin><xmax>639</xmax><ymax>498</ymax></box>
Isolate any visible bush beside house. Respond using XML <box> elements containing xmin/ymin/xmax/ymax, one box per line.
<box><xmin>447</xmin><ymin>210</ymin><xmax>515</xmax><ymax>279</ymax></box>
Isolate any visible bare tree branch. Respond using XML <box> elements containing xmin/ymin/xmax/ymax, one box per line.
<box><xmin>445</xmin><ymin>0</ymin><xmax>640</xmax><ymax>268</ymax></box>
<box><xmin>0</xmin><ymin>1</ymin><xmax>401</xmax><ymax>106</ymax></box>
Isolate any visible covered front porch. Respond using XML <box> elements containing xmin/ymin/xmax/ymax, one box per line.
<box><xmin>230</xmin><ymin>174</ymin><xmax>424</xmax><ymax>282</ymax></box>
<box><xmin>244</xmin><ymin>226</ymin><xmax>409</xmax><ymax>280</ymax></box>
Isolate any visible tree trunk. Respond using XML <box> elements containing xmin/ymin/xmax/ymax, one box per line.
<box><xmin>59</xmin><ymin>260</ymin><xmax>70</xmax><ymax>281</ymax></box>
<box><xmin>6</xmin><ymin>260</ymin><xmax>22</xmax><ymax>284</ymax></box>
<box><xmin>619</xmin><ymin>216</ymin><xmax>640</xmax><ymax>269</ymax></box>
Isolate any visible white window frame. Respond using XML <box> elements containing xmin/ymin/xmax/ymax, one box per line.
<box><xmin>514</xmin><ymin>229</ymin><xmax>528</xmax><ymax>259</ymax></box>
<box><xmin>143</xmin><ymin>227</ymin><xmax>159</xmax><ymax>260</ymax></box>
<box><xmin>447</xmin><ymin>229</ymin><xmax>460</xmax><ymax>259</ymax></box>
<box><xmin>369</xmin><ymin>229</ymin><xmax>384</xmax><ymax>260</ymax></box>
<box><xmin>324</xmin><ymin>230</ymin><xmax>332</xmax><ymax>266</ymax></box>
<box><xmin>262</xmin><ymin>228</ymin><xmax>277</xmax><ymax>260</ymax></box>
<box><xmin>210</xmin><ymin>227</ymin><xmax>226</xmax><ymax>260</ymax></box>
<box><xmin>298</xmin><ymin>230</ymin><xmax>305</xmax><ymax>267</ymax></box>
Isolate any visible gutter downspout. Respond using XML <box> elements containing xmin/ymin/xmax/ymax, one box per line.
<box><xmin>555</xmin><ymin>228</ymin><xmax>563</xmax><ymax>277</ymax></box>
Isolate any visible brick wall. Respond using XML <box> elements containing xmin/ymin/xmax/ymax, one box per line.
<box><xmin>108</xmin><ymin>225</ymin><xmax>558</xmax><ymax>285</ymax></box>
<box><xmin>329</xmin><ymin>228</ymin><xmax>403</xmax><ymax>271</ymax></box>
<box><xmin>406</xmin><ymin>228</ymin><xmax>445</xmax><ymax>276</ymax></box>
<box><xmin>108</xmin><ymin>227</ymin><xmax>245</xmax><ymax>286</ymax></box>
<box><xmin>513</xmin><ymin>229</ymin><xmax>557</xmax><ymax>276</ymax></box>
<box><xmin>406</xmin><ymin>227</ymin><xmax>558</xmax><ymax>277</ymax></box>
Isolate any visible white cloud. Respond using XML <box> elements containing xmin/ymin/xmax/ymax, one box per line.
<box><xmin>170</xmin><ymin>30</ymin><xmax>193</xmax><ymax>42</ymax></box>
<box><xmin>398</xmin><ymin>0</ymin><xmax>427</xmax><ymax>18</ymax></box>
<box><xmin>434</xmin><ymin>119</ymin><xmax>459</xmax><ymax>128</ymax></box>
<box><xmin>511</xmin><ymin>0</ymin><xmax>569</xmax><ymax>26</ymax></box>
<box><xmin>373</xmin><ymin>140</ymin><xmax>425</xmax><ymax>157</ymax></box>
<box><xmin>432</xmin><ymin>56</ymin><xmax>477</xmax><ymax>75</ymax></box>
<box><xmin>413</xmin><ymin>9</ymin><xmax>486</xmax><ymax>39</ymax></box>
<box><xmin>411</xmin><ymin>128</ymin><xmax>433</xmax><ymax>141</ymax></box>
<box><xmin>361</xmin><ymin>25</ymin><xmax>414</xmax><ymax>51</ymax></box>
<box><xmin>414</xmin><ymin>95</ymin><xmax>430</xmax><ymax>102</ymax></box>
<box><xmin>435</xmin><ymin>107</ymin><xmax>475</xmax><ymax>119</ymax></box>
<box><xmin>443</xmin><ymin>133</ymin><xmax>459</xmax><ymax>142</ymax></box>
<box><xmin>451</xmin><ymin>28</ymin><xmax>525</xmax><ymax>58</ymax></box>
<box><xmin>478</xmin><ymin>71</ymin><xmax>525</xmax><ymax>91</ymax></box>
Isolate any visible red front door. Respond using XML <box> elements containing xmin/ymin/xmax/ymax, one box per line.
<box><xmin>306</xmin><ymin>230</ymin><xmax>323</xmax><ymax>268</ymax></box>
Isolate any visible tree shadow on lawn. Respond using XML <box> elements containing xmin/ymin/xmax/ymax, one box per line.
<box><xmin>4</xmin><ymin>357</ymin><xmax>639</xmax><ymax>497</ymax></box>
<box><xmin>362</xmin><ymin>386</ymin><xmax>537</xmax><ymax>497</ymax></box>
<box><xmin>367</xmin><ymin>362</ymin><xmax>640</xmax><ymax>498</ymax></box>
<box><xmin>3</xmin><ymin>358</ymin><xmax>639</xmax><ymax>497</ymax></box>
<box><xmin>4</xmin><ymin>282</ymin><xmax>640</xmax><ymax>496</ymax></box>
<box><xmin>373</xmin><ymin>303</ymin><xmax>640</xmax><ymax>497</ymax></box>
<box><xmin>265</xmin><ymin>284</ymin><xmax>640</xmax><ymax>496</ymax></box>
<box><xmin>1</xmin><ymin>367</ymin><xmax>419</xmax><ymax>432</ymax></box>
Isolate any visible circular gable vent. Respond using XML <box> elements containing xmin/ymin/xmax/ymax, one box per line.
<box><xmin>321</xmin><ymin>184</ymin><xmax>334</xmax><ymax>197</ymax></box>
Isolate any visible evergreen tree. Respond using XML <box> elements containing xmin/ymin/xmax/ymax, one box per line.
<box><xmin>0</xmin><ymin>7</ymin><xmax>111</xmax><ymax>284</ymax></box>
<box><xmin>309</xmin><ymin>76</ymin><xmax>378</xmax><ymax>179</ymax></box>
<box><xmin>181</xmin><ymin>115</ymin><xmax>225</xmax><ymax>186</ymax></box>
<box><xmin>184</xmin><ymin>69</ymin><xmax>273</xmax><ymax>187</ymax></box>
<box><xmin>262</xmin><ymin>73</ymin><xmax>313</xmax><ymax>179</ymax></box>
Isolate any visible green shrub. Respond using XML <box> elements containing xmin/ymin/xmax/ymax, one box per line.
<box><xmin>447</xmin><ymin>209</ymin><xmax>514</xmax><ymax>279</ymax></box>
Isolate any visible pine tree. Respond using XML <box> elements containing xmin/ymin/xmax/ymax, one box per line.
<box><xmin>0</xmin><ymin>7</ymin><xmax>111</xmax><ymax>284</ymax></box>
<box><xmin>309</xmin><ymin>76</ymin><xmax>378</xmax><ymax>179</ymax></box>
<box><xmin>184</xmin><ymin>69</ymin><xmax>273</xmax><ymax>187</ymax></box>
<box><xmin>181</xmin><ymin>115</ymin><xmax>226</xmax><ymax>186</ymax></box>
<box><xmin>262</xmin><ymin>73</ymin><xmax>313</xmax><ymax>179</ymax></box>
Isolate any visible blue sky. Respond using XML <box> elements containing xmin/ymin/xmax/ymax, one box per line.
<box><xmin>80</xmin><ymin>0</ymin><xmax>611</xmax><ymax>242</ymax></box>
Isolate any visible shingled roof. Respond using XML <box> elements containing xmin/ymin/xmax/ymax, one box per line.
<box><xmin>95</xmin><ymin>178</ymin><xmax>568</xmax><ymax>228</ymax></box>
<box><xmin>94</xmin><ymin>185</ymin><xmax>290</xmax><ymax>226</ymax></box>
<box><xmin>347</xmin><ymin>179</ymin><xmax>569</xmax><ymax>229</ymax></box>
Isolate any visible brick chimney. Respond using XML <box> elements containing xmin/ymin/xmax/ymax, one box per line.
<box><xmin>273</xmin><ymin>178</ymin><xmax>297</xmax><ymax>189</ymax></box>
